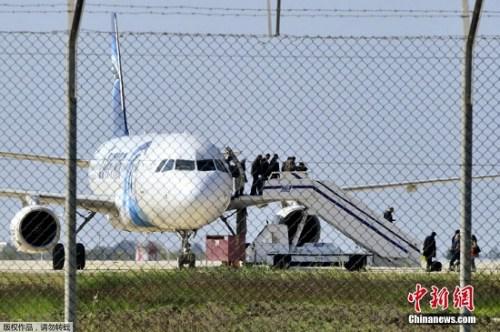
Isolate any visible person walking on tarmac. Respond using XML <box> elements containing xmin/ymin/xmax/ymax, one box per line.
<box><xmin>250</xmin><ymin>155</ymin><xmax>263</xmax><ymax>195</ymax></box>
<box><xmin>471</xmin><ymin>234</ymin><xmax>480</xmax><ymax>272</ymax></box>
<box><xmin>449</xmin><ymin>230</ymin><xmax>460</xmax><ymax>271</ymax></box>
<box><xmin>422</xmin><ymin>232</ymin><xmax>437</xmax><ymax>272</ymax></box>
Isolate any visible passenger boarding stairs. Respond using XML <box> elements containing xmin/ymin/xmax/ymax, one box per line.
<box><xmin>230</xmin><ymin>172</ymin><xmax>421</xmax><ymax>267</ymax></box>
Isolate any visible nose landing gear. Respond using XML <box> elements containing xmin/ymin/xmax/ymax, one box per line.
<box><xmin>177</xmin><ymin>230</ymin><xmax>196</xmax><ymax>269</ymax></box>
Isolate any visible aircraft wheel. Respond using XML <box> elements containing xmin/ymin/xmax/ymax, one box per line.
<box><xmin>273</xmin><ymin>254</ymin><xmax>291</xmax><ymax>269</ymax></box>
<box><xmin>76</xmin><ymin>243</ymin><xmax>86</xmax><ymax>270</ymax></box>
<box><xmin>52</xmin><ymin>243</ymin><xmax>65</xmax><ymax>270</ymax></box>
<box><xmin>345</xmin><ymin>255</ymin><xmax>367</xmax><ymax>272</ymax></box>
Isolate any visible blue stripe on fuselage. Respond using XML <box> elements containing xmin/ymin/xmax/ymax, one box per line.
<box><xmin>122</xmin><ymin>141</ymin><xmax>154</xmax><ymax>227</ymax></box>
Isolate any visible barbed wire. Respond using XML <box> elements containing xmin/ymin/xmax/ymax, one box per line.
<box><xmin>1</xmin><ymin>6</ymin><xmax>500</xmax><ymax>18</ymax></box>
<box><xmin>0</xmin><ymin>3</ymin><xmax>499</xmax><ymax>15</ymax></box>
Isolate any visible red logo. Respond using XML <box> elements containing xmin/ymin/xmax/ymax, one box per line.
<box><xmin>407</xmin><ymin>283</ymin><xmax>428</xmax><ymax>313</ymax></box>
<box><xmin>430</xmin><ymin>286</ymin><xmax>449</xmax><ymax>310</ymax></box>
<box><xmin>453</xmin><ymin>285</ymin><xmax>475</xmax><ymax>311</ymax></box>
<box><xmin>408</xmin><ymin>284</ymin><xmax>475</xmax><ymax>312</ymax></box>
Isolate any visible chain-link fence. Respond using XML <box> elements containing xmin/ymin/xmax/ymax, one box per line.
<box><xmin>0</xmin><ymin>30</ymin><xmax>499</xmax><ymax>331</ymax></box>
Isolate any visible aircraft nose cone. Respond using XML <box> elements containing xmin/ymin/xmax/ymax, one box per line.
<box><xmin>169</xmin><ymin>173</ymin><xmax>232</xmax><ymax>229</ymax></box>
<box><xmin>189</xmin><ymin>175</ymin><xmax>231</xmax><ymax>216</ymax></box>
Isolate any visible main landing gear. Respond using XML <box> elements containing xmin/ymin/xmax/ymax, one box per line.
<box><xmin>52</xmin><ymin>211</ymin><xmax>95</xmax><ymax>270</ymax></box>
<box><xmin>177</xmin><ymin>230</ymin><xmax>196</xmax><ymax>269</ymax></box>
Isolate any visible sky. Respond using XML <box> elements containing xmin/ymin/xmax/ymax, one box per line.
<box><xmin>0</xmin><ymin>0</ymin><xmax>498</xmax><ymax>36</ymax></box>
<box><xmin>0</xmin><ymin>1</ymin><xmax>499</xmax><ymax>260</ymax></box>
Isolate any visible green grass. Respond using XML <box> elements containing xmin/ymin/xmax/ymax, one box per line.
<box><xmin>0</xmin><ymin>268</ymin><xmax>499</xmax><ymax>331</ymax></box>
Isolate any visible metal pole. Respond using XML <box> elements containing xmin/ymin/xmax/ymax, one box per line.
<box><xmin>266</xmin><ymin>0</ymin><xmax>273</xmax><ymax>37</ymax></box>
<box><xmin>275</xmin><ymin>0</ymin><xmax>281</xmax><ymax>36</ymax></box>
<box><xmin>461</xmin><ymin>0</ymin><xmax>471</xmax><ymax>37</ymax></box>
<box><xmin>236</xmin><ymin>208</ymin><xmax>247</xmax><ymax>264</ymax></box>
<box><xmin>67</xmin><ymin>1</ymin><xmax>74</xmax><ymax>32</ymax></box>
<box><xmin>236</xmin><ymin>208</ymin><xmax>247</xmax><ymax>236</ymax></box>
<box><xmin>460</xmin><ymin>1</ymin><xmax>483</xmax><ymax>331</ymax></box>
<box><xmin>65</xmin><ymin>0</ymin><xmax>85</xmax><ymax>328</ymax></box>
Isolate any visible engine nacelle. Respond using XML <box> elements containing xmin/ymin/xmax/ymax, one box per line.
<box><xmin>276</xmin><ymin>205</ymin><xmax>321</xmax><ymax>246</ymax></box>
<box><xmin>10</xmin><ymin>205</ymin><xmax>61</xmax><ymax>253</ymax></box>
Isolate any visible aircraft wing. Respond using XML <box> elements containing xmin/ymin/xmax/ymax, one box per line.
<box><xmin>0</xmin><ymin>151</ymin><xmax>90</xmax><ymax>168</ymax></box>
<box><xmin>341</xmin><ymin>174</ymin><xmax>500</xmax><ymax>193</ymax></box>
<box><xmin>0</xmin><ymin>189</ymin><xmax>116</xmax><ymax>215</ymax></box>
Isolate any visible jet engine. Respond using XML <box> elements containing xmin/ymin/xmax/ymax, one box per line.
<box><xmin>276</xmin><ymin>205</ymin><xmax>321</xmax><ymax>246</ymax></box>
<box><xmin>10</xmin><ymin>205</ymin><xmax>60</xmax><ymax>253</ymax></box>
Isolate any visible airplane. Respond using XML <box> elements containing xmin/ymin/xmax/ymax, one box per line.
<box><xmin>1</xmin><ymin>14</ymin><xmax>499</xmax><ymax>270</ymax></box>
<box><xmin>0</xmin><ymin>14</ymin><xmax>234</xmax><ymax>269</ymax></box>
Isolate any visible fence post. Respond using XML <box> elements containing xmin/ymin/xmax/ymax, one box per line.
<box><xmin>65</xmin><ymin>0</ymin><xmax>85</xmax><ymax>328</ymax></box>
<box><xmin>275</xmin><ymin>0</ymin><xmax>281</xmax><ymax>36</ymax></box>
<box><xmin>460</xmin><ymin>1</ymin><xmax>483</xmax><ymax>331</ymax></box>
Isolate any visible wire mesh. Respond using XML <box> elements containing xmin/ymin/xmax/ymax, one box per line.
<box><xmin>0</xmin><ymin>31</ymin><xmax>499</xmax><ymax>331</ymax></box>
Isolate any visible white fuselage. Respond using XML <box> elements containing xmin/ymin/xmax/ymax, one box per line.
<box><xmin>88</xmin><ymin>133</ymin><xmax>233</xmax><ymax>232</ymax></box>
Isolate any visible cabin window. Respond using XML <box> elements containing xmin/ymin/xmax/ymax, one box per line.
<box><xmin>214</xmin><ymin>160</ymin><xmax>229</xmax><ymax>173</ymax></box>
<box><xmin>175</xmin><ymin>159</ymin><xmax>195</xmax><ymax>171</ymax></box>
<box><xmin>161</xmin><ymin>159</ymin><xmax>174</xmax><ymax>172</ymax></box>
<box><xmin>155</xmin><ymin>160</ymin><xmax>167</xmax><ymax>172</ymax></box>
<box><xmin>197</xmin><ymin>159</ymin><xmax>216</xmax><ymax>171</ymax></box>
<box><xmin>156</xmin><ymin>159</ymin><xmax>174</xmax><ymax>172</ymax></box>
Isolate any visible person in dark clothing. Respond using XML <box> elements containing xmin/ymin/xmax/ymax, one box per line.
<box><xmin>228</xmin><ymin>158</ymin><xmax>240</xmax><ymax>178</ymax></box>
<box><xmin>281</xmin><ymin>158</ymin><xmax>288</xmax><ymax>172</ymax></box>
<box><xmin>422</xmin><ymin>232</ymin><xmax>437</xmax><ymax>271</ymax></box>
<box><xmin>383</xmin><ymin>207</ymin><xmax>395</xmax><ymax>223</ymax></box>
<box><xmin>282</xmin><ymin>156</ymin><xmax>296</xmax><ymax>172</ymax></box>
<box><xmin>289</xmin><ymin>156</ymin><xmax>296</xmax><ymax>171</ymax></box>
<box><xmin>471</xmin><ymin>234</ymin><xmax>480</xmax><ymax>272</ymax></box>
<box><xmin>227</xmin><ymin>157</ymin><xmax>241</xmax><ymax>198</ymax></box>
<box><xmin>238</xmin><ymin>159</ymin><xmax>247</xmax><ymax>196</ymax></box>
<box><xmin>295</xmin><ymin>162</ymin><xmax>308</xmax><ymax>172</ymax></box>
<box><xmin>449</xmin><ymin>230</ymin><xmax>460</xmax><ymax>271</ymax></box>
<box><xmin>257</xmin><ymin>154</ymin><xmax>270</xmax><ymax>195</ymax></box>
<box><xmin>261</xmin><ymin>154</ymin><xmax>271</xmax><ymax>179</ymax></box>
<box><xmin>250</xmin><ymin>155</ymin><xmax>263</xmax><ymax>195</ymax></box>
<box><xmin>268</xmin><ymin>154</ymin><xmax>280</xmax><ymax>179</ymax></box>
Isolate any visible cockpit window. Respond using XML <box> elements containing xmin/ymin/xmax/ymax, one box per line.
<box><xmin>214</xmin><ymin>160</ymin><xmax>229</xmax><ymax>173</ymax></box>
<box><xmin>155</xmin><ymin>160</ymin><xmax>167</xmax><ymax>172</ymax></box>
<box><xmin>162</xmin><ymin>159</ymin><xmax>174</xmax><ymax>172</ymax></box>
<box><xmin>175</xmin><ymin>159</ymin><xmax>195</xmax><ymax>171</ymax></box>
<box><xmin>197</xmin><ymin>159</ymin><xmax>216</xmax><ymax>171</ymax></box>
<box><xmin>156</xmin><ymin>159</ymin><xmax>174</xmax><ymax>172</ymax></box>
